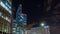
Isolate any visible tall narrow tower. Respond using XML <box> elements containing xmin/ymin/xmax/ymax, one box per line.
<box><xmin>12</xmin><ymin>4</ymin><xmax>27</xmax><ymax>34</ymax></box>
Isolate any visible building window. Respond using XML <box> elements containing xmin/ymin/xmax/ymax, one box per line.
<box><xmin>0</xmin><ymin>12</ymin><xmax>2</xmax><ymax>16</ymax></box>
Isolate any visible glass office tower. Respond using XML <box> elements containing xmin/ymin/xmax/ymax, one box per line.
<box><xmin>0</xmin><ymin>0</ymin><xmax>12</xmax><ymax>34</ymax></box>
<box><xmin>12</xmin><ymin>4</ymin><xmax>27</xmax><ymax>34</ymax></box>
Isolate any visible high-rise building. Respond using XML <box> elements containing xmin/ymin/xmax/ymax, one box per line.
<box><xmin>12</xmin><ymin>4</ymin><xmax>27</xmax><ymax>34</ymax></box>
<box><xmin>0</xmin><ymin>0</ymin><xmax>12</xmax><ymax>34</ymax></box>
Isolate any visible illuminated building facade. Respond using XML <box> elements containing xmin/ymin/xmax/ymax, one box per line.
<box><xmin>27</xmin><ymin>26</ymin><xmax>50</xmax><ymax>34</ymax></box>
<box><xmin>0</xmin><ymin>0</ymin><xmax>12</xmax><ymax>34</ymax></box>
<box><xmin>12</xmin><ymin>4</ymin><xmax>27</xmax><ymax>34</ymax></box>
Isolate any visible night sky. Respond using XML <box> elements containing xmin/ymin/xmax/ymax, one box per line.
<box><xmin>12</xmin><ymin>0</ymin><xmax>60</xmax><ymax>26</ymax></box>
<box><xmin>13</xmin><ymin>0</ymin><xmax>45</xmax><ymax>23</ymax></box>
<box><xmin>22</xmin><ymin>0</ymin><xmax>45</xmax><ymax>23</ymax></box>
<box><xmin>12</xmin><ymin>0</ymin><xmax>60</xmax><ymax>34</ymax></box>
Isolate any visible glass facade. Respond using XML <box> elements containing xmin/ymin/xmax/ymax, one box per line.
<box><xmin>12</xmin><ymin>4</ymin><xmax>27</xmax><ymax>34</ymax></box>
<box><xmin>12</xmin><ymin>23</ymin><xmax>17</xmax><ymax>34</ymax></box>
<box><xmin>0</xmin><ymin>19</ymin><xmax>11</xmax><ymax>34</ymax></box>
<box><xmin>0</xmin><ymin>0</ymin><xmax>12</xmax><ymax>34</ymax></box>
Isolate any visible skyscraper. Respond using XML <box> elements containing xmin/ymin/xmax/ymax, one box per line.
<box><xmin>12</xmin><ymin>4</ymin><xmax>27</xmax><ymax>34</ymax></box>
<box><xmin>0</xmin><ymin>0</ymin><xmax>12</xmax><ymax>34</ymax></box>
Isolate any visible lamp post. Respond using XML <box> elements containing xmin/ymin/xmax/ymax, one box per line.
<box><xmin>41</xmin><ymin>23</ymin><xmax>45</xmax><ymax>27</ymax></box>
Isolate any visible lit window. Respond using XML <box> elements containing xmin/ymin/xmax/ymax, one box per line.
<box><xmin>19</xmin><ymin>19</ymin><xmax>23</xmax><ymax>21</ymax></box>
<box><xmin>4</xmin><ymin>29</ymin><xmax>8</xmax><ymax>32</ymax></box>
<box><xmin>6</xmin><ymin>17</ymin><xmax>8</xmax><ymax>20</ymax></box>
<box><xmin>5</xmin><ymin>17</ymin><xmax>11</xmax><ymax>22</ymax></box>
<box><xmin>12</xmin><ymin>23</ymin><xmax>17</xmax><ymax>27</ymax></box>
<box><xmin>4</xmin><ymin>17</ymin><xmax>5</xmax><ymax>19</ymax></box>
<box><xmin>13</xmin><ymin>28</ymin><xmax>16</xmax><ymax>31</ymax></box>
<box><xmin>21</xmin><ymin>16</ymin><xmax>24</xmax><ymax>19</ymax></box>
<box><xmin>0</xmin><ymin>12</ymin><xmax>2</xmax><ymax>16</ymax></box>
<box><xmin>13</xmin><ymin>31</ymin><xmax>16</xmax><ymax>32</ymax></box>
<box><xmin>17</xmin><ymin>27</ymin><xmax>20</xmax><ymax>31</ymax></box>
<box><xmin>17</xmin><ymin>32</ymin><xmax>19</xmax><ymax>34</ymax></box>
<box><xmin>23</xmin><ymin>23</ymin><xmax>26</xmax><ymax>26</ymax></box>
<box><xmin>0</xmin><ymin>1</ymin><xmax>12</xmax><ymax>14</ymax></box>
<box><xmin>44</xmin><ymin>26</ymin><xmax>49</xmax><ymax>28</ymax></box>
<box><xmin>5</xmin><ymin>2</ymin><xmax>11</xmax><ymax>9</ymax></box>
<box><xmin>1</xmin><ymin>16</ymin><xmax>3</xmax><ymax>18</ymax></box>
<box><xmin>8</xmin><ymin>19</ymin><xmax>11</xmax><ymax>22</ymax></box>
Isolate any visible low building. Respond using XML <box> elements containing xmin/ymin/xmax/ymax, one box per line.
<box><xmin>27</xmin><ymin>26</ymin><xmax>50</xmax><ymax>34</ymax></box>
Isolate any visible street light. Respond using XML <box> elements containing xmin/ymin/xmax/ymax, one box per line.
<box><xmin>41</xmin><ymin>23</ymin><xmax>45</xmax><ymax>26</ymax></box>
<box><xmin>40</xmin><ymin>21</ymin><xmax>46</xmax><ymax>27</ymax></box>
